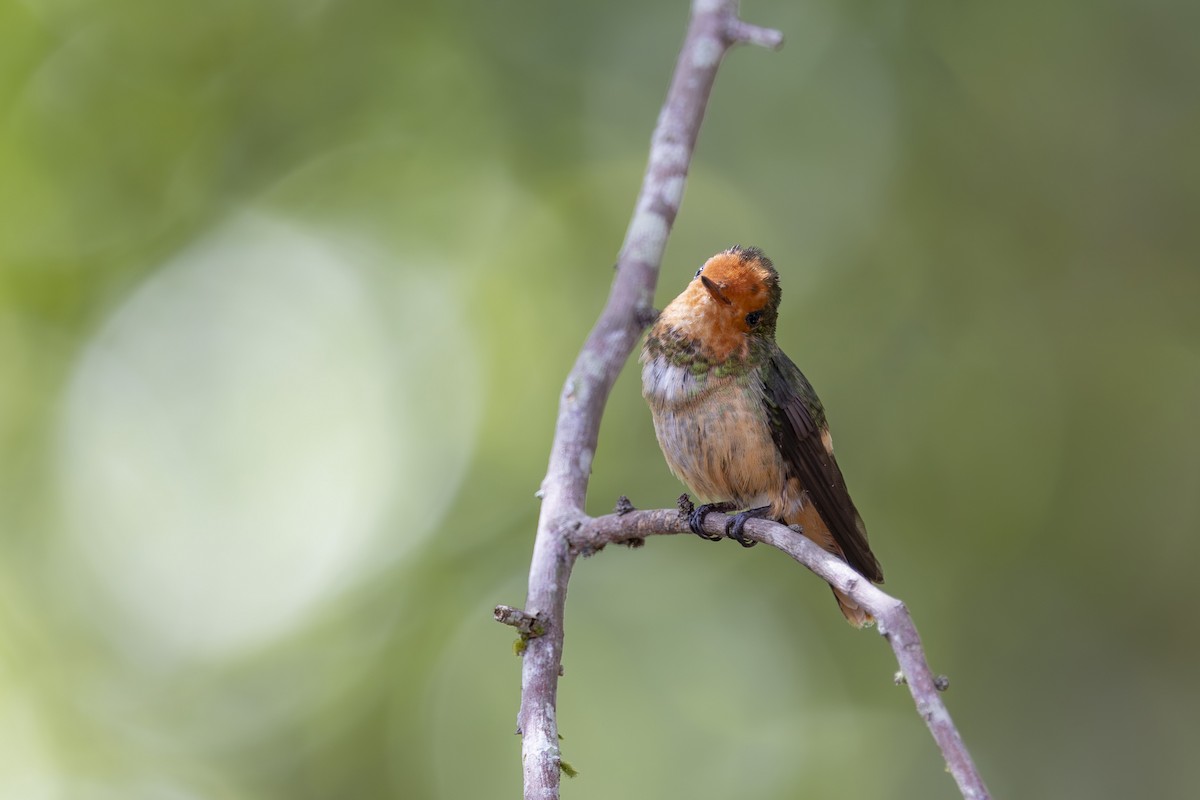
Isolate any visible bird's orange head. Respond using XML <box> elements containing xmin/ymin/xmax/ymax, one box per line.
<box><xmin>655</xmin><ymin>245</ymin><xmax>781</xmax><ymax>362</ymax></box>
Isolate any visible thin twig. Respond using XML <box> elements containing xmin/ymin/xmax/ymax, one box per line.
<box><xmin>494</xmin><ymin>605</ymin><xmax>545</xmax><ymax>637</ymax></box>
<box><xmin>510</xmin><ymin>1</ymin><xmax>991</xmax><ymax>798</ymax></box>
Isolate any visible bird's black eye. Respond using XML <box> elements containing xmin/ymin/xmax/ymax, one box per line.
<box><xmin>745</xmin><ymin>310</ymin><xmax>763</xmax><ymax>327</ymax></box>
<box><xmin>694</xmin><ymin>268</ymin><xmax>703</xmax><ymax>278</ymax></box>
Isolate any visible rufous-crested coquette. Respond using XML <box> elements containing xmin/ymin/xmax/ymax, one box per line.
<box><xmin>640</xmin><ymin>245</ymin><xmax>884</xmax><ymax>626</ymax></box>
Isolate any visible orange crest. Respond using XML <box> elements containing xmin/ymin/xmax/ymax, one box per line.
<box><xmin>655</xmin><ymin>246</ymin><xmax>781</xmax><ymax>362</ymax></box>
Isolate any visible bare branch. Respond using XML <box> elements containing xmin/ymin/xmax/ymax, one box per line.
<box><xmin>574</xmin><ymin>509</ymin><xmax>992</xmax><ymax>799</ymax></box>
<box><xmin>511</xmin><ymin>1</ymin><xmax>991</xmax><ymax>798</ymax></box>
<box><xmin>726</xmin><ymin>18</ymin><xmax>785</xmax><ymax>50</ymax></box>
<box><xmin>517</xmin><ymin>3</ymin><xmax>780</xmax><ymax>797</ymax></box>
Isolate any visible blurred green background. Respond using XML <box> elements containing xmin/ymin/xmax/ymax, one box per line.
<box><xmin>2</xmin><ymin>0</ymin><xmax>1198</xmax><ymax>797</ymax></box>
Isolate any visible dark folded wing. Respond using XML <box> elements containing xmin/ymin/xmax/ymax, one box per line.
<box><xmin>762</xmin><ymin>351</ymin><xmax>883</xmax><ymax>582</ymax></box>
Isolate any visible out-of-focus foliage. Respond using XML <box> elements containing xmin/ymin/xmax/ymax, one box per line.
<box><xmin>2</xmin><ymin>0</ymin><xmax>1198</xmax><ymax>797</ymax></box>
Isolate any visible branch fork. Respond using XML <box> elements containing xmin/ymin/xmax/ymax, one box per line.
<box><xmin>503</xmin><ymin>2</ymin><xmax>990</xmax><ymax>798</ymax></box>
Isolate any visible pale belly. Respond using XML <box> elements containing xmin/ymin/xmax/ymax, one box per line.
<box><xmin>641</xmin><ymin>358</ymin><xmax>797</xmax><ymax>515</ymax></box>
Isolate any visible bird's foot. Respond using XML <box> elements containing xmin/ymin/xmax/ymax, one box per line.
<box><xmin>725</xmin><ymin>505</ymin><xmax>772</xmax><ymax>548</ymax></box>
<box><xmin>689</xmin><ymin>501</ymin><xmax>736</xmax><ymax>541</ymax></box>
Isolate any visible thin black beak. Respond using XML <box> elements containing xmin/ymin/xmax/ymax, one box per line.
<box><xmin>700</xmin><ymin>275</ymin><xmax>732</xmax><ymax>305</ymax></box>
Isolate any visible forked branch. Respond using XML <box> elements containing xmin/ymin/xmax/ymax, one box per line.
<box><xmin>508</xmin><ymin>2</ymin><xmax>989</xmax><ymax>798</ymax></box>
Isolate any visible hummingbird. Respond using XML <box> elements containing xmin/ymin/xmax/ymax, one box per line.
<box><xmin>640</xmin><ymin>245</ymin><xmax>883</xmax><ymax>626</ymax></box>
